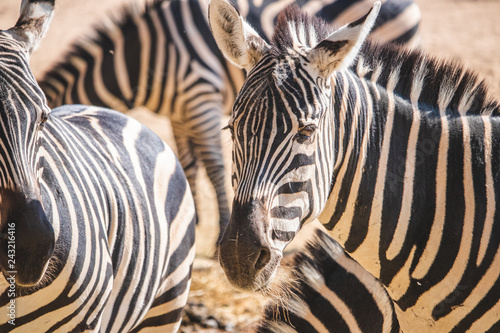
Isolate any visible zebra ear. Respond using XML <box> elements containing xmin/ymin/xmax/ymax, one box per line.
<box><xmin>8</xmin><ymin>0</ymin><xmax>55</xmax><ymax>55</ymax></box>
<box><xmin>307</xmin><ymin>2</ymin><xmax>380</xmax><ymax>77</ymax></box>
<box><xmin>209</xmin><ymin>0</ymin><xmax>270</xmax><ymax>71</ymax></box>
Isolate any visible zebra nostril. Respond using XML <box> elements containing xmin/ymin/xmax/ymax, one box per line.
<box><xmin>254</xmin><ymin>248</ymin><xmax>271</xmax><ymax>272</ymax></box>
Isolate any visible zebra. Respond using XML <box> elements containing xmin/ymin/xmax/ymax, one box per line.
<box><xmin>38</xmin><ymin>0</ymin><xmax>421</xmax><ymax>244</ymax></box>
<box><xmin>257</xmin><ymin>228</ymin><xmax>400</xmax><ymax>333</ymax></box>
<box><xmin>0</xmin><ymin>1</ymin><xmax>195</xmax><ymax>331</ymax></box>
<box><xmin>209</xmin><ymin>0</ymin><xmax>500</xmax><ymax>331</ymax></box>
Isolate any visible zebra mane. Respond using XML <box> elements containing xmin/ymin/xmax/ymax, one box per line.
<box><xmin>355</xmin><ymin>42</ymin><xmax>500</xmax><ymax>116</ymax></box>
<box><xmin>271</xmin><ymin>6</ymin><xmax>500</xmax><ymax>116</ymax></box>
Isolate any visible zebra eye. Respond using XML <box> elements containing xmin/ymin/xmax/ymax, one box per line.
<box><xmin>38</xmin><ymin>112</ymin><xmax>48</xmax><ymax>131</ymax></box>
<box><xmin>294</xmin><ymin>124</ymin><xmax>317</xmax><ymax>143</ymax></box>
<box><xmin>222</xmin><ymin>124</ymin><xmax>235</xmax><ymax>140</ymax></box>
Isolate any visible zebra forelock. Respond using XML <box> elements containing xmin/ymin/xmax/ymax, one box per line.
<box><xmin>271</xmin><ymin>5</ymin><xmax>331</xmax><ymax>56</ymax></box>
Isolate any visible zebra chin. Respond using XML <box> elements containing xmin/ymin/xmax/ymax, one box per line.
<box><xmin>218</xmin><ymin>244</ymin><xmax>282</xmax><ymax>292</ymax></box>
<box><xmin>0</xmin><ymin>254</ymin><xmax>53</xmax><ymax>287</ymax></box>
<box><xmin>0</xmin><ymin>192</ymin><xmax>55</xmax><ymax>287</ymax></box>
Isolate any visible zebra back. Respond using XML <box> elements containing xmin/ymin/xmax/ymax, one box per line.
<box><xmin>257</xmin><ymin>229</ymin><xmax>400</xmax><ymax>333</ymax></box>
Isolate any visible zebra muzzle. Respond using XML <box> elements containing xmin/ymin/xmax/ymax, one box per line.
<box><xmin>218</xmin><ymin>200</ymin><xmax>282</xmax><ymax>291</ymax></box>
<box><xmin>0</xmin><ymin>192</ymin><xmax>54</xmax><ymax>287</ymax></box>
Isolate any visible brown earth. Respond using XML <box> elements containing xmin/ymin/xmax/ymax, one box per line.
<box><xmin>0</xmin><ymin>0</ymin><xmax>499</xmax><ymax>331</ymax></box>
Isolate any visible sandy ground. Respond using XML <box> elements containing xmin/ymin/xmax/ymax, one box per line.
<box><xmin>0</xmin><ymin>0</ymin><xmax>499</xmax><ymax>331</ymax></box>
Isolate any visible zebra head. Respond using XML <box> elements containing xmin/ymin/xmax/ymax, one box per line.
<box><xmin>0</xmin><ymin>0</ymin><xmax>55</xmax><ymax>287</ymax></box>
<box><xmin>210</xmin><ymin>0</ymin><xmax>380</xmax><ymax>290</ymax></box>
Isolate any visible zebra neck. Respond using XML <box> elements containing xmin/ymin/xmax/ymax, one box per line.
<box><xmin>318</xmin><ymin>68</ymin><xmax>423</xmax><ymax>276</ymax></box>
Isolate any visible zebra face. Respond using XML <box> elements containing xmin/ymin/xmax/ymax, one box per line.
<box><xmin>210</xmin><ymin>0</ymin><xmax>380</xmax><ymax>290</ymax></box>
<box><xmin>219</xmin><ymin>54</ymin><xmax>335</xmax><ymax>291</ymax></box>
<box><xmin>0</xmin><ymin>80</ymin><xmax>54</xmax><ymax>287</ymax></box>
<box><xmin>0</xmin><ymin>2</ymin><xmax>55</xmax><ymax>287</ymax></box>
<box><xmin>0</xmin><ymin>62</ymin><xmax>54</xmax><ymax>286</ymax></box>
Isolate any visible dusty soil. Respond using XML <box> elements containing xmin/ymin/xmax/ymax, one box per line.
<box><xmin>0</xmin><ymin>0</ymin><xmax>499</xmax><ymax>331</ymax></box>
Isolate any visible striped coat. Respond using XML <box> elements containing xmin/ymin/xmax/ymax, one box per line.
<box><xmin>0</xmin><ymin>1</ymin><xmax>195</xmax><ymax>331</ymax></box>
<box><xmin>209</xmin><ymin>0</ymin><xmax>500</xmax><ymax>331</ymax></box>
<box><xmin>257</xmin><ymin>229</ymin><xmax>400</xmax><ymax>333</ymax></box>
<box><xmin>38</xmin><ymin>0</ymin><xmax>421</xmax><ymax>244</ymax></box>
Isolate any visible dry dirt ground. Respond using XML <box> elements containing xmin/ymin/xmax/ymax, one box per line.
<box><xmin>1</xmin><ymin>0</ymin><xmax>499</xmax><ymax>331</ymax></box>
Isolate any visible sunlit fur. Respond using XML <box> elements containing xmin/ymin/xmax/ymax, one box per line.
<box><xmin>0</xmin><ymin>2</ymin><xmax>195</xmax><ymax>331</ymax></box>
<box><xmin>257</xmin><ymin>229</ymin><xmax>400</xmax><ymax>333</ymax></box>
<box><xmin>0</xmin><ymin>0</ymin><xmax>55</xmax><ymax>289</ymax></box>
<box><xmin>38</xmin><ymin>0</ymin><xmax>421</xmax><ymax>243</ymax></box>
<box><xmin>229</xmin><ymin>52</ymin><xmax>335</xmax><ymax>251</ymax></box>
<box><xmin>0</xmin><ymin>51</ymin><xmax>47</xmax><ymax>192</ymax></box>
<box><xmin>220</xmin><ymin>4</ymin><xmax>500</xmax><ymax>332</ymax></box>
<box><xmin>224</xmin><ymin>6</ymin><xmax>344</xmax><ymax>284</ymax></box>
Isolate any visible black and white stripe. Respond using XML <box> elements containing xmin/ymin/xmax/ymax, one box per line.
<box><xmin>210</xmin><ymin>1</ymin><xmax>500</xmax><ymax>331</ymax></box>
<box><xmin>257</xmin><ymin>229</ymin><xmax>399</xmax><ymax>333</ymax></box>
<box><xmin>0</xmin><ymin>1</ymin><xmax>195</xmax><ymax>331</ymax></box>
<box><xmin>38</xmin><ymin>0</ymin><xmax>421</xmax><ymax>243</ymax></box>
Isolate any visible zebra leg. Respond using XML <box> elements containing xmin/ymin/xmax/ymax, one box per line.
<box><xmin>189</xmin><ymin>119</ymin><xmax>230</xmax><ymax>244</ymax></box>
<box><xmin>172</xmin><ymin>121</ymin><xmax>199</xmax><ymax>221</ymax></box>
